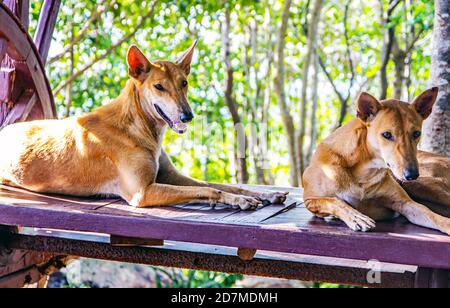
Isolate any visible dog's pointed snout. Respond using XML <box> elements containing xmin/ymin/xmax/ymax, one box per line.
<box><xmin>404</xmin><ymin>168</ymin><xmax>420</xmax><ymax>181</ymax></box>
<box><xmin>180</xmin><ymin>111</ymin><xmax>194</xmax><ymax>123</ymax></box>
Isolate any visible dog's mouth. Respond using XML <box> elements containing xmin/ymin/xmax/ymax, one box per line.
<box><xmin>155</xmin><ymin>105</ymin><xmax>188</xmax><ymax>134</ymax></box>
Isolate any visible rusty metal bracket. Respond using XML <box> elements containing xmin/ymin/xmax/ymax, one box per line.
<box><xmin>5</xmin><ymin>232</ymin><xmax>420</xmax><ymax>288</ymax></box>
<box><xmin>110</xmin><ymin>235</ymin><xmax>164</xmax><ymax>247</ymax></box>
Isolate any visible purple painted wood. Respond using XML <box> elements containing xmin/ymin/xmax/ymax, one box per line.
<box><xmin>2</xmin><ymin>0</ymin><xmax>29</xmax><ymax>27</ymax></box>
<box><xmin>0</xmin><ymin>2</ymin><xmax>56</xmax><ymax>121</ymax></box>
<box><xmin>0</xmin><ymin>39</ymin><xmax>6</xmax><ymax>64</ymax></box>
<box><xmin>0</xmin><ymin>185</ymin><xmax>449</xmax><ymax>269</ymax></box>
<box><xmin>0</xmin><ymin>91</ymin><xmax>36</xmax><ymax>128</ymax></box>
<box><xmin>34</xmin><ymin>0</ymin><xmax>61</xmax><ymax>63</ymax></box>
<box><xmin>0</xmin><ymin>0</ymin><xmax>28</xmax><ymax>123</ymax></box>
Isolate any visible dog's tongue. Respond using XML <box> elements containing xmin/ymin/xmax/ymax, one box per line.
<box><xmin>172</xmin><ymin>121</ymin><xmax>188</xmax><ymax>133</ymax></box>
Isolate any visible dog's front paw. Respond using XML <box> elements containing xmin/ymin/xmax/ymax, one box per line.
<box><xmin>260</xmin><ymin>192</ymin><xmax>289</xmax><ymax>205</ymax></box>
<box><xmin>232</xmin><ymin>196</ymin><xmax>263</xmax><ymax>211</ymax></box>
<box><xmin>343</xmin><ymin>212</ymin><xmax>376</xmax><ymax>232</ymax></box>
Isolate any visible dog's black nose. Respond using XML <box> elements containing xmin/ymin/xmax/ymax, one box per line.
<box><xmin>404</xmin><ymin>168</ymin><xmax>420</xmax><ymax>181</ymax></box>
<box><xmin>180</xmin><ymin>112</ymin><xmax>194</xmax><ymax>123</ymax></box>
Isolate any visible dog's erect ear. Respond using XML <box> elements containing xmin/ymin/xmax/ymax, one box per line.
<box><xmin>127</xmin><ymin>45</ymin><xmax>152</xmax><ymax>80</ymax></box>
<box><xmin>357</xmin><ymin>92</ymin><xmax>382</xmax><ymax>122</ymax></box>
<box><xmin>176</xmin><ymin>40</ymin><xmax>197</xmax><ymax>75</ymax></box>
<box><xmin>412</xmin><ymin>87</ymin><xmax>439</xmax><ymax>119</ymax></box>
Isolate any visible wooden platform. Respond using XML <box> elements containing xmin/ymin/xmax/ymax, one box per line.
<box><xmin>0</xmin><ymin>184</ymin><xmax>449</xmax><ymax>288</ymax></box>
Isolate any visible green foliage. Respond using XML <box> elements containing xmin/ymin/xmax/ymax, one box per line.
<box><xmin>33</xmin><ymin>0</ymin><xmax>435</xmax><ymax>186</ymax></box>
<box><xmin>314</xmin><ymin>282</ymin><xmax>361</xmax><ymax>289</ymax></box>
<box><xmin>152</xmin><ymin>267</ymin><xmax>243</xmax><ymax>288</ymax></box>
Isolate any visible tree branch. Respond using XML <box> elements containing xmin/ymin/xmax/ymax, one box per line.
<box><xmin>53</xmin><ymin>1</ymin><xmax>158</xmax><ymax>95</ymax></box>
<box><xmin>387</xmin><ymin>0</ymin><xmax>403</xmax><ymax>15</ymax></box>
<box><xmin>47</xmin><ymin>0</ymin><xmax>117</xmax><ymax>66</ymax></box>
<box><xmin>317</xmin><ymin>55</ymin><xmax>346</xmax><ymax>105</ymax></box>
<box><xmin>344</xmin><ymin>0</ymin><xmax>355</xmax><ymax>101</ymax></box>
<box><xmin>405</xmin><ymin>27</ymin><xmax>425</xmax><ymax>55</ymax></box>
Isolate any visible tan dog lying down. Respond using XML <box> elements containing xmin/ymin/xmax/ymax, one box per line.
<box><xmin>303</xmin><ymin>88</ymin><xmax>450</xmax><ymax>235</ymax></box>
<box><xmin>0</xmin><ymin>42</ymin><xmax>287</xmax><ymax>209</ymax></box>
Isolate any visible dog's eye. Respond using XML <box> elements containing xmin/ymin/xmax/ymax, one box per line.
<box><xmin>382</xmin><ymin>132</ymin><xmax>394</xmax><ymax>141</ymax></box>
<box><xmin>154</xmin><ymin>84</ymin><xmax>164</xmax><ymax>91</ymax></box>
<box><xmin>182</xmin><ymin>80</ymin><xmax>188</xmax><ymax>88</ymax></box>
<box><xmin>413</xmin><ymin>131</ymin><xmax>422</xmax><ymax>140</ymax></box>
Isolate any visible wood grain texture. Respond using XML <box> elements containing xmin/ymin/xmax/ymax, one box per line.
<box><xmin>33</xmin><ymin>0</ymin><xmax>61</xmax><ymax>63</ymax></box>
<box><xmin>0</xmin><ymin>184</ymin><xmax>449</xmax><ymax>269</ymax></box>
<box><xmin>0</xmin><ymin>2</ymin><xmax>56</xmax><ymax>121</ymax></box>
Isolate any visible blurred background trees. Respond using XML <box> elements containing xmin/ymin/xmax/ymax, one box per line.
<box><xmin>32</xmin><ymin>0</ymin><xmax>437</xmax><ymax>187</ymax></box>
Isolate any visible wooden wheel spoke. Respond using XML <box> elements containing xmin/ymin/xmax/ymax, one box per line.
<box><xmin>0</xmin><ymin>2</ymin><xmax>56</xmax><ymax>121</ymax></box>
<box><xmin>0</xmin><ymin>91</ymin><xmax>37</xmax><ymax>129</ymax></box>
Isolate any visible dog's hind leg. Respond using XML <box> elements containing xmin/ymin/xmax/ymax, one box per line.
<box><xmin>305</xmin><ymin>197</ymin><xmax>376</xmax><ymax>232</ymax></box>
<box><xmin>157</xmin><ymin>150</ymin><xmax>288</xmax><ymax>204</ymax></box>
<box><xmin>381</xmin><ymin>178</ymin><xmax>450</xmax><ymax>235</ymax></box>
<box><xmin>401</xmin><ymin>177</ymin><xmax>450</xmax><ymax>207</ymax></box>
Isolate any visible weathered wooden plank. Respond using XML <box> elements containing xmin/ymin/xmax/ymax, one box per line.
<box><xmin>0</xmin><ymin>200</ymin><xmax>449</xmax><ymax>268</ymax></box>
<box><xmin>217</xmin><ymin>203</ymin><xmax>296</xmax><ymax>224</ymax></box>
<box><xmin>103</xmin><ymin>199</ymin><xmax>296</xmax><ymax>225</ymax></box>
<box><xmin>8</xmin><ymin>232</ymin><xmax>419</xmax><ymax>288</ymax></box>
<box><xmin>0</xmin><ymin>185</ymin><xmax>450</xmax><ymax>268</ymax></box>
<box><xmin>0</xmin><ymin>185</ymin><xmax>119</xmax><ymax>210</ymax></box>
<box><xmin>34</xmin><ymin>0</ymin><xmax>61</xmax><ymax>63</ymax></box>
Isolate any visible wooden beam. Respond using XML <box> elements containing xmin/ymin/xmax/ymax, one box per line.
<box><xmin>110</xmin><ymin>235</ymin><xmax>164</xmax><ymax>247</ymax></box>
<box><xmin>0</xmin><ymin>91</ymin><xmax>37</xmax><ymax>128</ymax></box>
<box><xmin>7</xmin><ymin>233</ymin><xmax>420</xmax><ymax>288</ymax></box>
<box><xmin>34</xmin><ymin>0</ymin><xmax>61</xmax><ymax>63</ymax></box>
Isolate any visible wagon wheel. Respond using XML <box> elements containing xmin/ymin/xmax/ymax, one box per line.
<box><xmin>0</xmin><ymin>1</ymin><xmax>57</xmax><ymax>128</ymax></box>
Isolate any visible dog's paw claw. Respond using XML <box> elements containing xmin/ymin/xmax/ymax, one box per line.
<box><xmin>260</xmin><ymin>192</ymin><xmax>289</xmax><ymax>205</ymax></box>
<box><xmin>237</xmin><ymin>196</ymin><xmax>262</xmax><ymax>211</ymax></box>
<box><xmin>346</xmin><ymin>213</ymin><xmax>376</xmax><ymax>232</ymax></box>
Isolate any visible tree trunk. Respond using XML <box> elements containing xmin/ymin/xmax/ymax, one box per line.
<box><xmin>379</xmin><ymin>0</ymin><xmax>398</xmax><ymax>100</ymax></box>
<box><xmin>392</xmin><ymin>39</ymin><xmax>406</xmax><ymax>100</ymax></box>
<box><xmin>65</xmin><ymin>21</ymin><xmax>75</xmax><ymax>118</ymax></box>
<box><xmin>306</xmin><ymin>52</ymin><xmax>320</xmax><ymax>165</ymax></box>
<box><xmin>222</xmin><ymin>7</ymin><xmax>249</xmax><ymax>183</ymax></box>
<box><xmin>274</xmin><ymin>0</ymin><xmax>299</xmax><ymax>187</ymax></box>
<box><xmin>297</xmin><ymin>0</ymin><xmax>324</xmax><ymax>181</ymax></box>
<box><xmin>422</xmin><ymin>0</ymin><xmax>450</xmax><ymax>156</ymax></box>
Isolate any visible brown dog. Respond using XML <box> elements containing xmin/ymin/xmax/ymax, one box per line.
<box><xmin>0</xmin><ymin>42</ymin><xmax>287</xmax><ymax>209</ymax></box>
<box><xmin>303</xmin><ymin>88</ymin><xmax>450</xmax><ymax>235</ymax></box>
